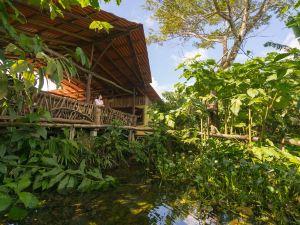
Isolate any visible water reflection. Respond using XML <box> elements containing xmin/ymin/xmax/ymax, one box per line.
<box><xmin>1</xmin><ymin>166</ymin><xmax>221</xmax><ymax>225</ymax></box>
<box><xmin>149</xmin><ymin>204</ymin><xmax>218</xmax><ymax>225</ymax></box>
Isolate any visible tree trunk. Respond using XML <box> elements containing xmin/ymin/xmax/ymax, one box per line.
<box><xmin>220</xmin><ymin>37</ymin><xmax>243</xmax><ymax>69</ymax></box>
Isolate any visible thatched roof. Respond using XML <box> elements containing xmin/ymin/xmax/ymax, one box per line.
<box><xmin>2</xmin><ymin>1</ymin><xmax>160</xmax><ymax>101</ymax></box>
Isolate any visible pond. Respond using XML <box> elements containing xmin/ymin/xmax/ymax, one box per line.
<box><xmin>2</xmin><ymin>165</ymin><xmax>234</xmax><ymax>225</ymax></box>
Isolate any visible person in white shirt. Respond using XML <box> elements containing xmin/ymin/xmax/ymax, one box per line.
<box><xmin>94</xmin><ymin>94</ymin><xmax>104</xmax><ymax>107</ymax></box>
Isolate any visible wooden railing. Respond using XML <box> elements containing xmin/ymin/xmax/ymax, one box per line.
<box><xmin>1</xmin><ymin>92</ymin><xmax>137</xmax><ymax>126</ymax></box>
<box><xmin>36</xmin><ymin>92</ymin><xmax>95</xmax><ymax>122</ymax></box>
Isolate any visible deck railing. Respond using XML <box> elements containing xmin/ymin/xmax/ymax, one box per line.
<box><xmin>1</xmin><ymin>92</ymin><xmax>137</xmax><ymax>126</ymax></box>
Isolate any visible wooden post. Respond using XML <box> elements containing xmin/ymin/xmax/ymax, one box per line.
<box><xmin>129</xmin><ymin>89</ymin><xmax>136</xmax><ymax>142</ymax></box>
<box><xmin>86</xmin><ymin>74</ymin><xmax>92</xmax><ymax>103</ymax></box>
<box><xmin>132</xmin><ymin>88</ymin><xmax>136</xmax><ymax>115</ymax></box>
<box><xmin>86</xmin><ymin>45</ymin><xmax>94</xmax><ymax>103</ymax></box>
<box><xmin>91</xmin><ymin>106</ymin><xmax>101</xmax><ymax>136</ymax></box>
<box><xmin>69</xmin><ymin>127</ymin><xmax>76</xmax><ymax>140</ymax></box>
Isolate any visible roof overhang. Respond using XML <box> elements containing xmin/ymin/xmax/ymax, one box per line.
<box><xmin>1</xmin><ymin>1</ymin><xmax>160</xmax><ymax>101</ymax></box>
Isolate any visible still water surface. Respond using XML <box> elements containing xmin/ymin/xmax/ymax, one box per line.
<box><xmin>4</xmin><ymin>166</ymin><xmax>232</xmax><ymax>225</ymax></box>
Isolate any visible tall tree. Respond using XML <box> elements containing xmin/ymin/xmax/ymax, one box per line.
<box><xmin>145</xmin><ymin>0</ymin><xmax>295</xmax><ymax>68</ymax></box>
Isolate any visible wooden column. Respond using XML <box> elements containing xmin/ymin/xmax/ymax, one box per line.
<box><xmin>132</xmin><ymin>88</ymin><xmax>136</xmax><ymax>115</ymax></box>
<box><xmin>86</xmin><ymin>45</ymin><xmax>94</xmax><ymax>103</ymax></box>
<box><xmin>129</xmin><ymin>89</ymin><xmax>136</xmax><ymax>142</ymax></box>
<box><xmin>86</xmin><ymin>74</ymin><xmax>92</xmax><ymax>103</ymax></box>
<box><xmin>91</xmin><ymin>105</ymin><xmax>101</xmax><ymax>137</ymax></box>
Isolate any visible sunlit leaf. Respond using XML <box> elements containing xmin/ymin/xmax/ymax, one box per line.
<box><xmin>89</xmin><ymin>21</ymin><xmax>113</xmax><ymax>32</ymax></box>
<box><xmin>266</xmin><ymin>74</ymin><xmax>277</xmax><ymax>82</ymax></box>
<box><xmin>17</xmin><ymin>177</ymin><xmax>31</xmax><ymax>192</ymax></box>
<box><xmin>247</xmin><ymin>88</ymin><xmax>259</xmax><ymax>98</ymax></box>
<box><xmin>18</xmin><ymin>192</ymin><xmax>39</xmax><ymax>208</ymax></box>
<box><xmin>230</xmin><ymin>98</ymin><xmax>242</xmax><ymax>116</ymax></box>
<box><xmin>0</xmin><ymin>71</ymin><xmax>8</xmax><ymax>99</ymax></box>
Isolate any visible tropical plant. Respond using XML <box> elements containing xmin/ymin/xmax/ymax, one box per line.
<box><xmin>0</xmin><ymin>0</ymin><xmax>121</xmax><ymax>116</ymax></box>
<box><xmin>154</xmin><ymin>51</ymin><xmax>300</xmax><ymax>145</ymax></box>
<box><xmin>0</xmin><ymin>117</ymin><xmax>119</xmax><ymax>220</ymax></box>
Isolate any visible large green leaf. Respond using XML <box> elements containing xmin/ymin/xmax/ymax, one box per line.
<box><xmin>57</xmin><ymin>175</ymin><xmax>70</xmax><ymax>192</ymax></box>
<box><xmin>0</xmin><ymin>70</ymin><xmax>8</xmax><ymax>99</ymax></box>
<box><xmin>0</xmin><ymin>193</ymin><xmax>12</xmax><ymax>212</ymax></box>
<box><xmin>17</xmin><ymin>177</ymin><xmax>31</xmax><ymax>192</ymax></box>
<box><xmin>89</xmin><ymin>21</ymin><xmax>113</xmax><ymax>32</ymax></box>
<box><xmin>49</xmin><ymin>3</ymin><xmax>64</xmax><ymax>20</ymax></box>
<box><xmin>0</xmin><ymin>144</ymin><xmax>6</xmax><ymax>157</ymax></box>
<box><xmin>11</xmin><ymin>60</ymin><xmax>29</xmax><ymax>74</ymax></box>
<box><xmin>8</xmin><ymin>206</ymin><xmax>27</xmax><ymax>220</ymax></box>
<box><xmin>66</xmin><ymin>176</ymin><xmax>76</xmax><ymax>189</ymax></box>
<box><xmin>247</xmin><ymin>88</ymin><xmax>259</xmax><ymax>98</ymax></box>
<box><xmin>77</xmin><ymin>178</ymin><xmax>93</xmax><ymax>192</ymax></box>
<box><xmin>41</xmin><ymin>167</ymin><xmax>63</xmax><ymax>178</ymax></box>
<box><xmin>75</xmin><ymin>47</ymin><xmax>90</xmax><ymax>67</ymax></box>
<box><xmin>46</xmin><ymin>59</ymin><xmax>57</xmax><ymax>81</ymax></box>
<box><xmin>230</xmin><ymin>98</ymin><xmax>242</xmax><ymax>116</ymax></box>
<box><xmin>41</xmin><ymin>157</ymin><xmax>59</xmax><ymax>167</ymax></box>
<box><xmin>266</xmin><ymin>74</ymin><xmax>277</xmax><ymax>82</ymax></box>
<box><xmin>33</xmin><ymin>175</ymin><xmax>42</xmax><ymax>191</ymax></box>
<box><xmin>0</xmin><ymin>163</ymin><xmax>7</xmax><ymax>174</ymax></box>
<box><xmin>18</xmin><ymin>192</ymin><xmax>39</xmax><ymax>208</ymax></box>
<box><xmin>47</xmin><ymin>172</ymin><xmax>66</xmax><ymax>189</ymax></box>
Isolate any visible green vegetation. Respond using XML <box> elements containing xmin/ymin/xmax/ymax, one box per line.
<box><xmin>1</xmin><ymin>0</ymin><xmax>300</xmax><ymax>224</ymax></box>
<box><xmin>144</xmin><ymin>50</ymin><xmax>300</xmax><ymax>223</ymax></box>
<box><xmin>0</xmin><ymin>117</ymin><xmax>118</xmax><ymax>219</ymax></box>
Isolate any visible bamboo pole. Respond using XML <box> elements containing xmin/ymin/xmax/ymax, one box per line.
<box><xmin>0</xmin><ymin>122</ymin><xmax>154</xmax><ymax>131</ymax></box>
<box><xmin>0</xmin><ymin>121</ymin><xmax>299</xmax><ymax>146</ymax></box>
<box><xmin>0</xmin><ymin>116</ymin><xmax>92</xmax><ymax>124</ymax></box>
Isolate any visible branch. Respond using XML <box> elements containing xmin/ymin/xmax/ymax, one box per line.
<box><xmin>248</xmin><ymin>0</ymin><xmax>273</xmax><ymax>30</ymax></box>
<box><xmin>180</xmin><ymin>31</ymin><xmax>223</xmax><ymax>43</ymax></box>
<box><xmin>212</xmin><ymin>0</ymin><xmax>238</xmax><ymax>37</ymax></box>
<box><xmin>239</xmin><ymin>0</ymin><xmax>251</xmax><ymax>37</ymax></box>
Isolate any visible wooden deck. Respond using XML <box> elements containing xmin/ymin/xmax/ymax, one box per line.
<box><xmin>0</xmin><ymin>92</ymin><xmax>137</xmax><ymax>126</ymax></box>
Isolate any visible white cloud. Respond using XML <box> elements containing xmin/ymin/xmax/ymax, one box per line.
<box><xmin>171</xmin><ymin>48</ymin><xmax>208</xmax><ymax>66</ymax></box>
<box><xmin>151</xmin><ymin>77</ymin><xmax>173</xmax><ymax>97</ymax></box>
<box><xmin>283</xmin><ymin>32</ymin><xmax>300</xmax><ymax>49</ymax></box>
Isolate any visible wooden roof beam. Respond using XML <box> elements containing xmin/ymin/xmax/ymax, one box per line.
<box><xmin>61</xmin><ymin>11</ymin><xmax>128</xmax><ymax>32</ymax></box>
<box><xmin>16</xmin><ymin>0</ymin><xmax>128</xmax><ymax>38</ymax></box>
<box><xmin>111</xmin><ymin>44</ymin><xmax>142</xmax><ymax>84</ymax></box>
<box><xmin>27</xmin><ymin>19</ymin><xmax>93</xmax><ymax>42</ymax></box>
<box><xmin>105</xmin><ymin>54</ymin><xmax>136</xmax><ymax>85</ymax></box>
<box><xmin>44</xmin><ymin>48</ymin><xmax>133</xmax><ymax>94</ymax></box>
<box><xmin>127</xmin><ymin>33</ymin><xmax>144</xmax><ymax>84</ymax></box>
<box><xmin>97</xmin><ymin>64</ymin><xmax>122</xmax><ymax>86</ymax></box>
<box><xmin>91</xmin><ymin>26</ymin><xmax>141</xmax><ymax>44</ymax></box>
<box><xmin>0</xmin><ymin>27</ymin><xmax>77</xmax><ymax>47</ymax></box>
<box><xmin>91</xmin><ymin>42</ymin><xmax>112</xmax><ymax>71</ymax></box>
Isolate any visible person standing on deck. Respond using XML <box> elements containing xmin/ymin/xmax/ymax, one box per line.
<box><xmin>94</xmin><ymin>94</ymin><xmax>104</xmax><ymax>107</ymax></box>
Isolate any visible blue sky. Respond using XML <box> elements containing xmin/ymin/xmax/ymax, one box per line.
<box><xmin>102</xmin><ymin>1</ymin><xmax>299</xmax><ymax>96</ymax></box>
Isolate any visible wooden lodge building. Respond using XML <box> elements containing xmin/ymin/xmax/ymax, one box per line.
<box><xmin>1</xmin><ymin>2</ymin><xmax>160</xmax><ymax>130</ymax></box>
